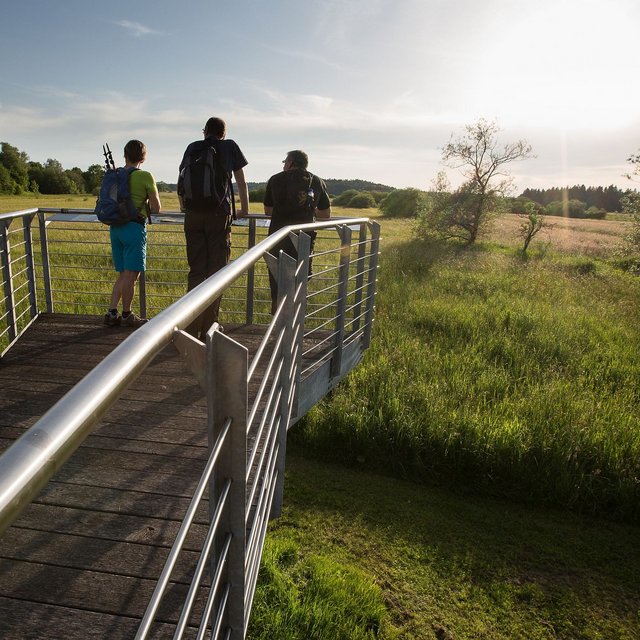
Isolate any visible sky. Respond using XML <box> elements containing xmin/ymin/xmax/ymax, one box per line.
<box><xmin>1</xmin><ymin>0</ymin><xmax>639</xmax><ymax>192</ymax></box>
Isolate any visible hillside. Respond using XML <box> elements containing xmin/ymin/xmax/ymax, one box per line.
<box><xmin>247</xmin><ymin>178</ymin><xmax>395</xmax><ymax>196</ymax></box>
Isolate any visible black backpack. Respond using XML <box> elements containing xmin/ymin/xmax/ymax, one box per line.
<box><xmin>178</xmin><ymin>142</ymin><xmax>232</xmax><ymax>214</ymax></box>
<box><xmin>283</xmin><ymin>172</ymin><xmax>316</xmax><ymax>222</ymax></box>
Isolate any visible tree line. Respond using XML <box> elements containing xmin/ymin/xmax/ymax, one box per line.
<box><xmin>520</xmin><ymin>185</ymin><xmax>625</xmax><ymax>212</ymax></box>
<box><xmin>0</xmin><ymin>142</ymin><xmax>174</xmax><ymax>195</ymax></box>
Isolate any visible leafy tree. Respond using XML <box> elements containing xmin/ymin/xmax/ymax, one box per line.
<box><xmin>370</xmin><ymin>191</ymin><xmax>388</xmax><ymax>204</ymax></box>
<box><xmin>323</xmin><ymin>178</ymin><xmax>393</xmax><ymax>196</ymax></box>
<box><xmin>65</xmin><ymin>167</ymin><xmax>85</xmax><ymax>193</ymax></box>
<box><xmin>156</xmin><ymin>181</ymin><xmax>173</xmax><ymax>193</ymax></box>
<box><xmin>379</xmin><ymin>188</ymin><xmax>426</xmax><ymax>218</ymax></box>
<box><xmin>431</xmin><ymin>119</ymin><xmax>533</xmax><ymax>244</ymax></box>
<box><xmin>249</xmin><ymin>185</ymin><xmax>266</xmax><ymax>202</ymax></box>
<box><xmin>520</xmin><ymin>185</ymin><xmax>624</xmax><ymax>212</ymax></box>
<box><xmin>0</xmin><ymin>142</ymin><xmax>30</xmax><ymax>194</ymax></box>
<box><xmin>30</xmin><ymin>159</ymin><xmax>77</xmax><ymax>194</ymax></box>
<box><xmin>0</xmin><ymin>164</ymin><xmax>13</xmax><ymax>194</ymax></box>
<box><xmin>83</xmin><ymin>164</ymin><xmax>105</xmax><ymax>195</ymax></box>
<box><xmin>415</xmin><ymin>172</ymin><xmax>498</xmax><ymax>243</ymax></box>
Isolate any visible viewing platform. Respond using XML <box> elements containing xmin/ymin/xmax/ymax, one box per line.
<box><xmin>0</xmin><ymin>210</ymin><xmax>379</xmax><ymax>638</ymax></box>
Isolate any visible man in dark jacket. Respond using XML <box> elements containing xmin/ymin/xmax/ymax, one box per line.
<box><xmin>178</xmin><ymin>117</ymin><xmax>249</xmax><ymax>336</ymax></box>
<box><xmin>263</xmin><ymin>149</ymin><xmax>331</xmax><ymax>313</ymax></box>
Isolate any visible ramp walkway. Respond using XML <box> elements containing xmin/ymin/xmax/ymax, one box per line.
<box><xmin>0</xmin><ymin>210</ymin><xmax>379</xmax><ymax>639</ymax></box>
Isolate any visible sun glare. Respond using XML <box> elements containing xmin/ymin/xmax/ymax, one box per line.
<box><xmin>474</xmin><ymin>2</ymin><xmax>640</xmax><ymax>131</ymax></box>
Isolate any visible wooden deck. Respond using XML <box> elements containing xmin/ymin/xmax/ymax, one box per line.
<box><xmin>0</xmin><ymin>314</ymin><xmax>280</xmax><ymax>639</ymax></box>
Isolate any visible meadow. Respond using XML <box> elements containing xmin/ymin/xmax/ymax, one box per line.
<box><xmin>249</xmin><ymin>209</ymin><xmax>640</xmax><ymax>639</ymax></box>
<box><xmin>294</xmin><ymin>211</ymin><xmax>640</xmax><ymax>522</ymax></box>
<box><xmin>2</xmin><ymin>195</ymin><xmax>639</xmax><ymax>638</ymax></box>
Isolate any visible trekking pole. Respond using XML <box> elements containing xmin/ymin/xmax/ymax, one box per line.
<box><xmin>103</xmin><ymin>143</ymin><xmax>116</xmax><ymax>170</ymax></box>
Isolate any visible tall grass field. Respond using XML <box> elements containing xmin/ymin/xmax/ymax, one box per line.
<box><xmin>295</xmin><ymin>212</ymin><xmax>640</xmax><ymax>521</ymax></box>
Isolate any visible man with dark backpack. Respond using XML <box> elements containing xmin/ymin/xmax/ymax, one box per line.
<box><xmin>263</xmin><ymin>149</ymin><xmax>331</xmax><ymax>313</ymax></box>
<box><xmin>102</xmin><ymin>140</ymin><xmax>161</xmax><ymax>328</ymax></box>
<box><xmin>178</xmin><ymin>117</ymin><xmax>248</xmax><ymax>337</ymax></box>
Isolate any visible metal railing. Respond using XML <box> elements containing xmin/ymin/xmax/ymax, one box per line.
<box><xmin>0</xmin><ymin>208</ymin><xmax>380</xmax><ymax>639</ymax></box>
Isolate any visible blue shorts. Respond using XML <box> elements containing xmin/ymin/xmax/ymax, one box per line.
<box><xmin>110</xmin><ymin>222</ymin><xmax>147</xmax><ymax>272</ymax></box>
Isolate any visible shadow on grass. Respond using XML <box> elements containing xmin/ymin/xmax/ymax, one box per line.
<box><xmin>270</xmin><ymin>450</ymin><xmax>640</xmax><ymax>639</ymax></box>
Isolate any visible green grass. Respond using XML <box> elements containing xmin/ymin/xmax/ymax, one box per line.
<box><xmin>294</xmin><ymin>228</ymin><xmax>640</xmax><ymax>521</ymax></box>
<box><xmin>249</xmin><ymin>453</ymin><xmax>640</xmax><ymax>639</ymax></box>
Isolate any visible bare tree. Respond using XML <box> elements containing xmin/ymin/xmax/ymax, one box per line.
<box><xmin>437</xmin><ymin>119</ymin><xmax>533</xmax><ymax>244</ymax></box>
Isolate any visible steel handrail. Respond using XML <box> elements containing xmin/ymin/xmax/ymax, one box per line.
<box><xmin>0</xmin><ymin>215</ymin><xmax>371</xmax><ymax>536</ymax></box>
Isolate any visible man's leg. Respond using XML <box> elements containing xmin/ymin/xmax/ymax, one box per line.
<box><xmin>120</xmin><ymin>270</ymin><xmax>141</xmax><ymax>313</ymax></box>
<box><xmin>200</xmin><ymin>215</ymin><xmax>231</xmax><ymax>332</ymax></box>
<box><xmin>184</xmin><ymin>212</ymin><xmax>207</xmax><ymax>292</ymax></box>
<box><xmin>267</xmin><ymin>235</ymin><xmax>298</xmax><ymax>315</ymax></box>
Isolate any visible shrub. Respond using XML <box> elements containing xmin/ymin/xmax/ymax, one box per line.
<box><xmin>348</xmin><ymin>192</ymin><xmax>377</xmax><ymax>208</ymax></box>
<box><xmin>546</xmin><ymin>199</ymin><xmax>587</xmax><ymax>218</ymax></box>
<box><xmin>370</xmin><ymin>191</ymin><xmax>388</xmax><ymax>204</ymax></box>
<box><xmin>585</xmin><ymin>206</ymin><xmax>606</xmax><ymax>219</ymax></box>
<box><xmin>509</xmin><ymin>196</ymin><xmax>544</xmax><ymax>215</ymax></box>
<box><xmin>379</xmin><ymin>187</ymin><xmax>426</xmax><ymax>218</ymax></box>
<box><xmin>332</xmin><ymin>189</ymin><xmax>359</xmax><ymax>206</ymax></box>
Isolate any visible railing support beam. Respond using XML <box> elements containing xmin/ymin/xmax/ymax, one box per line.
<box><xmin>331</xmin><ymin>225</ymin><xmax>352</xmax><ymax>379</ymax></box>
<box><xmin>0</xmin><ymin>219</ymin><xmax>17</xmax><ymax>342</ymax></box>
<box><xmin>209</xmin><ymin>327</ymin><xmax>248</xmax><ymax>640</ymax></box>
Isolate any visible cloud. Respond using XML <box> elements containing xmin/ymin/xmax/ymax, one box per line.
<box><xmin>115</xmin><ymin>20</ymin><xmax>162</xmax><ymax>38</ymax></box>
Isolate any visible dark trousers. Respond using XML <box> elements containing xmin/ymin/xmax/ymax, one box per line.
<box><xmin>184</xmin><ymin>211</ymin><xmax>231</xmax><ymax>335</ymax></box>
<box><xmin>268</xmin><ymin>230</ymin><xmax>316</xmax><ymax>312</ymax></box>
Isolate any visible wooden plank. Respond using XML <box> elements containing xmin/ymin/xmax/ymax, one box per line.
<box><xmin>1</xmin><ymin>527</ymin><xmax>202</xmax><ymax>582</ymax></box>
<box><xmin>33</xmin><ymin>481</ymin><xmax>209</xmax><ymax>521</ymax></box>
<box><xmin>0</xmin><ymin>429</ymin><xmax>208</xmax><ymax>459</ymax></box>
<box><xmin>5</xmin><ymin>503</ymin><xmax>208</xmax><ymax>549</ymax></box>
<box><xmin>0</xmin><ymin>561</ymin><xmax>209</xmax><ymax>624</ymax></box>
<box><xmin>0</xmin><ymin>596</ymin><xmax>186</xmax><ymax>640</ymax></box>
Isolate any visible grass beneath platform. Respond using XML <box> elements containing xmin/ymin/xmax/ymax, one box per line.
<box><xmin>249</xmin><ymin>453</ymin><xmax>640</xmax><ymax>639</ymax></box>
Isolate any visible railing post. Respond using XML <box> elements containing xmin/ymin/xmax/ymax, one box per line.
<box><xmin>23</xmin><ymin>213</ymin><xmax>38</xmax><ymax>319</ymax></box>
<box><xmin>245</xmin><ymin>218</ymin><xmax>257</xmax><ymax>325</ymax></box>
<box><xmin>269</xmin><ymin>232</ymin><xmax>310</xmax><ymax>519</ymax></box>
<box><xmin>330</xmin><ymin>224</ymin><xmax>352</xmax><ymax>379</ymax></box>
<box><xmin>0</xmin><ymin>219</ymin><xmax>17</xmax><ymax>342</ymax></box>
<box><xmin>208</xmin><ymin>328</ymin><xmax>248</xmax><ymax>640</ymax></box>
<box><xmin>351</xmin><ymin>222</ymin><xmax>368</xmax><ymax>333</ymax></box>
<box><xmin>37</xmin><ymin>210</ymin><xmax>53</xmax><ymax>313</ymax></box>
<box><xmin>363</xmin><ymin>221</ymin><xmax>380</xmax><ymax>349</ymax></box>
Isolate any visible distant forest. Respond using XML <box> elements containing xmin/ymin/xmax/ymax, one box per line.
<box><xmin>247</xmin><ymin>178</ymin><xmax>395</xmax><ymax>197</ymax></box>
<box><xmin>519</xmin><ymin>185</ymin><xmax>626</xmax><ymax>212</ymax></box>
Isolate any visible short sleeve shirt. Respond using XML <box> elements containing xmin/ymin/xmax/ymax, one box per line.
<box><xmin>129</xmin><ymin>169</ymin><xmax>158</xmax><ymax>216</ymax></box>
<box><xmin>264</xmin><ymin>169</ymin><xmax>330</xmax><ymax>233</ymax></box>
